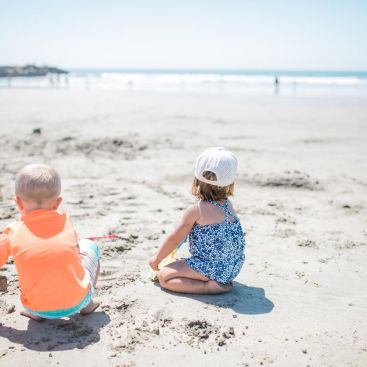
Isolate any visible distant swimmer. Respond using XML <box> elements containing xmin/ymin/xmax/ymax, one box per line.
<box><xmin>274</xmin><ymin>76</ymin><xmax>279</xmax><ymax>95</ymax></box>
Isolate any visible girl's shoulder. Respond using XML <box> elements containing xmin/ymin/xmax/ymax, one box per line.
<box><xmin>182</xmin><ymin>203</ymin><xmax>201</xmax><ymax>223</ymax></box>
<box><xmin>197</xmin><ymin>200</ymin><xmax>211</xmax><ymax>209</ymax></box>
<box><xmin>198</xmin><ymin>198</ymin><xmax>237</xmax><ymax>214</ymax></box>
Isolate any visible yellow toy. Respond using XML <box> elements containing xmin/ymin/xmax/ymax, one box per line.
<box><xmin>149</xmin><ymin>238</ymin><xmax>189</xmax><ymax>281</ymax></box>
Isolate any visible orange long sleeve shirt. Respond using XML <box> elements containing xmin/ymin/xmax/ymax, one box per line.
<box><xmin>0</xmin><ymin>209</ymin><xmax>90</xmax><ymax>312</ymax></box>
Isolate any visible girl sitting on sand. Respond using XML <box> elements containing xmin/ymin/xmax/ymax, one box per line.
<box><xmin>149</xmin><ymin>147</ymin><xmax>245</xmax><ymax>294</ymax></box>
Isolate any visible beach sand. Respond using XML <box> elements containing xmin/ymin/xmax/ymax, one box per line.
<box><xmin>0</xmin><ymin>89</ymin><xmax>366</xmax><ymax>366</ymax></box>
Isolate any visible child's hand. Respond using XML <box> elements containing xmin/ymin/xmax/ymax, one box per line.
<box><xmin>149</xmin><ymin>255</ymin><xmax>160</xmax><ymax>271</ymax></box>
<box><xmin>148</xmin><ymin>206</ymin><xmax>197</xmax><ymax>272</ymax></box>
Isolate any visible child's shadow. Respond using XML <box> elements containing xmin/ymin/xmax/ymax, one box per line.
<box><xmin>162</xmin><ymin>281</ymin><xmax>274</xmax><ymax>315</ymax></box>
<box><xmin>0</xmin><ymin>311</ymin><xmax>110</xmax><ymax>351</ymax></box>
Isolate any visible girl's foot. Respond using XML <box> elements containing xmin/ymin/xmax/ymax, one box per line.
<box><xmin>20</xmin><ymin>311</ymin><xmax>45</xmax><ymax>322</ymax></box>
<box><xmin>80</xmin><ymin>300</ymin><xmax>100</xmax><ymax>316</ymax></box>
<box><xmin>206</xmin><ymin>280</ymin><xmax>233</xmax><ymax>294</ymax></box>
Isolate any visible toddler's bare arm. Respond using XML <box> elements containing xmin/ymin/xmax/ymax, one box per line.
<box><xmin>149</xmin><ymin>205</ymin><xmax>199</xmax><ymax>270</ymax></box>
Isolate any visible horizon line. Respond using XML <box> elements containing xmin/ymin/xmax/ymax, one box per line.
<box><xmin>68</xmin><ymin>67</ymin><xmax>367</xmax><ymax>73</ymax></box>
<box><xmin>1</xmin><ymin>64</ymin><xmax>367</xmax><ymax>73</ymax></box>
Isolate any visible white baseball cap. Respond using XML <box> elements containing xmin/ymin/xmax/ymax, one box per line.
<box><xmin>194</xmin><ymin>147</ymin><xmax>238</xmax><ymax>187</ymax></box>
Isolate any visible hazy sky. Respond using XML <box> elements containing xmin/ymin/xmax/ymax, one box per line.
<box><xmin>1</xmin><ymin>0</ymin><xmax>366</xmax><ymax>70</ymax></box>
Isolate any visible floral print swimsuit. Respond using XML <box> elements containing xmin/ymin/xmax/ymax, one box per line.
<box><xmin>186</xmin><ymin>199</ymin><xmax>245</xmax><ymax>284</ymax></box>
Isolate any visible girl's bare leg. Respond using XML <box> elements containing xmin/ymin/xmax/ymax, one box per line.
<box><xmin>158</xmin><ymin>259</ymin><xmax>232</xmax><ymax>294</ymax></box>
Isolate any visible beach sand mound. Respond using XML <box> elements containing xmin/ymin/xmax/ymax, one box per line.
<box><xmin>1</xmin><ymin>135</ymin><xmax>148</xmax><ymax>160</ymax></box>
<box><xmin>247</xmin><ymin>170</ymin><xmax>321</xmax><ymax>190</ymax></box>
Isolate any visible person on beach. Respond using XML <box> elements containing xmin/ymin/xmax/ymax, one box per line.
<box><xmin>0</xmin><ymin>164</ymin><xmax>100</xmax><ymax>321</ymax></box>
<box><xmin>274</xmin><ymin>76</ymin><xmax>279</xmax><ymax>95</ymax></box>
<box><xmin>149</xmin><ymin>147</ymin><xmax>245</xmax><ymax>294</ymax></box>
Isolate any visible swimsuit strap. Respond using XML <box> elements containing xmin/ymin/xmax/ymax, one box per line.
<box><xmin>208</xmin><ymin>199</ymin><xmax>226</xmax><ymax>210</ymax></box>
<box><xmin>209</xmin><ymin>199</ymin><xmax>233</xmax><ymax>222</ymax></box>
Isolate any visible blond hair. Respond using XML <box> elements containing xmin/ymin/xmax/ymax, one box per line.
<box><xmin>192</xmin><ymin>171</ymin><xmax>234</xmax><ymax>201</ymax></box>
<box><xmin>15</xmin><ymin>164</ymin><xmax>61</xmax><ymax>205</ymax></box>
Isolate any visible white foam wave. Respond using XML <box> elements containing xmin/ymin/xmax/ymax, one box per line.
<box><xmin>1</xmin><ymin>71</ymin><xmax>367</xmax><ymax>96</ymax></box>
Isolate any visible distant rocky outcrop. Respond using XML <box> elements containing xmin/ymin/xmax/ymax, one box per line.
<box><xmin>0</xmin><ymin>64</ymin><xmax>68</xmax><ymax>78</ymax></box>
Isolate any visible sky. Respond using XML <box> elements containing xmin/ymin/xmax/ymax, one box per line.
<box><xmin>0</xmin><ymin>0</ymin><xmax>366</xmax><ymax>70</ymax></box>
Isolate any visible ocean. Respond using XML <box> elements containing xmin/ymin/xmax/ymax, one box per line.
<box><xmin>1</xmin><ymin>69</ymin><xmax>367</xmax><ymax>96</ymax></box>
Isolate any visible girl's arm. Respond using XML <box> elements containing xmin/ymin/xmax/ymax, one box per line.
<box><xmin>149</xmin><ymin>205</ymin><xmax>199</xmax><ymax>270</ymax></box>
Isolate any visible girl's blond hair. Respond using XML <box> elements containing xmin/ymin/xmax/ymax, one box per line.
<box><xmin>192</xmin><ymin>171</ymin><xmax>234</xmax><ymax>201</ymax></box>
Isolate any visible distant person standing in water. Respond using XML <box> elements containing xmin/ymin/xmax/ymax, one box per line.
<box><xmin>274</xmin><ymin>76</ymin><xmax>279</xmax><ymax>95</ymax></box>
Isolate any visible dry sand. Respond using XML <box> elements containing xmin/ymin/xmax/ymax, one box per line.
<box><xmin>0</xmin><ymin>89</ymin><xmax>366</xmax><ymax>367</ymax></box>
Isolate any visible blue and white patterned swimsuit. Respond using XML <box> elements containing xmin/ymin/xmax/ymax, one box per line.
<box><xmin>186</xmin><ymin>199</ymin><xmax>245</xmax><ymax>284</ymax></box>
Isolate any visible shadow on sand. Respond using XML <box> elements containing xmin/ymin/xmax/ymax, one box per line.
<box><xmin>0</xmin><ymin>311</ymin><xmax>110</xmax><ymax>351</ymax></box>
<box><xmin>159</xmin><ymin>281</ymin><xmax>274</xmax><ymax>315</ymax></box>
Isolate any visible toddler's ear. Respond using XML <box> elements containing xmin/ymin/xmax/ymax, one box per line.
<box><xmin>15</xmin><ymin>196</ymin><xmax>25</xmax><ymax>211</ymax></box>
<box><xmin>52</xmin><ymin>196</ymin><xmax>63</xmax><ymax>210</ymax></box>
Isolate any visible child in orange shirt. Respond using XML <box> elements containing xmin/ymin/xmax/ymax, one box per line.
<box><xmin>0</xmin><ymin>164</ymin><xmax>100</xmax><ymax>320</ymax></box>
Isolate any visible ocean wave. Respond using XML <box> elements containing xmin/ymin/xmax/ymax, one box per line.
<box><xmin>1</xmin><ymin>70</ymin><xmax>367</xmax><ymax>95</ymax></box>
<box><xmin>81</xmin><ymin>72</ymin><xmax>367</xmax><ymax>86</ymax></box>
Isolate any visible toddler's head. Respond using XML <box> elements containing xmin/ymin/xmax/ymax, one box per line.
<box><xmin>15</xmin><ymin>164</ymin><xmax>62</xmax><ymax>214</ymax></box>
<box><xmin>192</xmin><ymin>147</ymin><xmax>238</xmax><ymax>201</ymax></box>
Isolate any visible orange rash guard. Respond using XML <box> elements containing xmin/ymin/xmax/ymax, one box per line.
<box><xmin>0</xmin><ymin>209</ymin><xmax>90</xmax><ymax>312</ymax></box>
